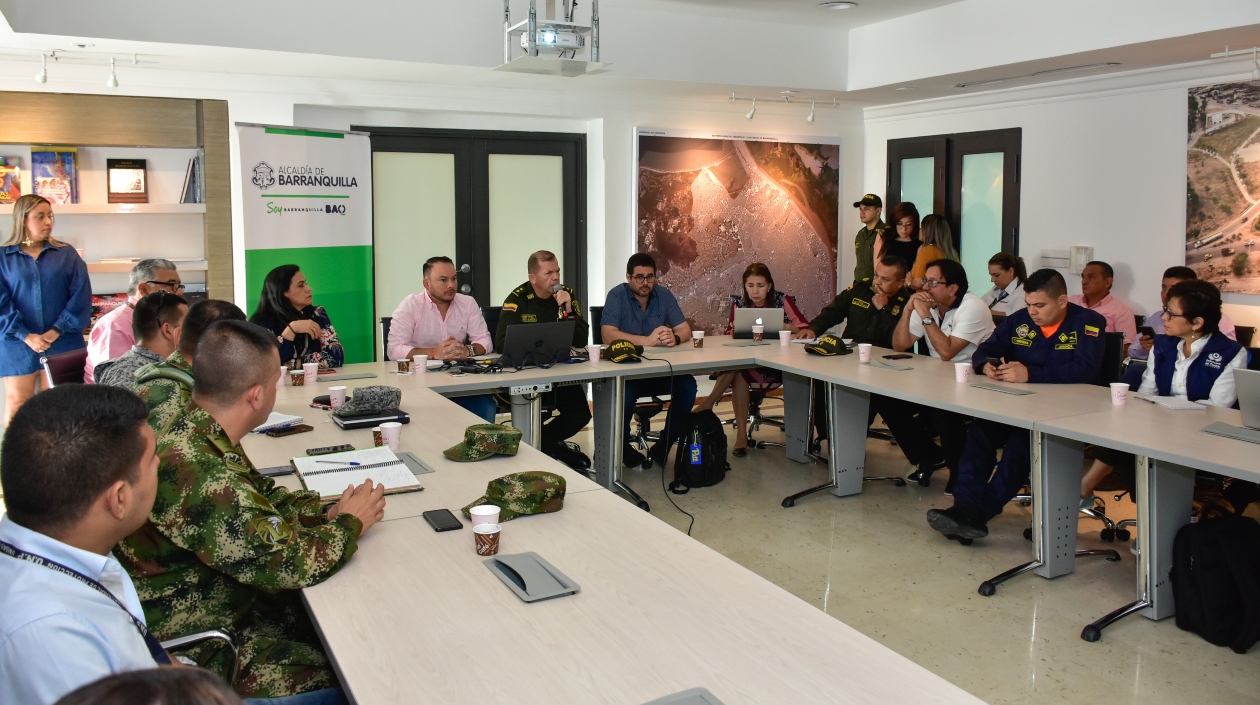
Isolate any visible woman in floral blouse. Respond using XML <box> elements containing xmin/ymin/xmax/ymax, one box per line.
<box><xmin>249</xmin><ymin>264</ymin><xmax>344</xmax><ymax>368</ymax></box>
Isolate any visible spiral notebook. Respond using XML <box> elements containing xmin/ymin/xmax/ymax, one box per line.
<box><xmin>252</xmin><ymin>412</ymin><xmax>304</xmax><ymax>433</ymax></box>
<box><xmin>290</xmin><ymin>447</ymin><xmax>423</xmax><ymax>499</ymax></box>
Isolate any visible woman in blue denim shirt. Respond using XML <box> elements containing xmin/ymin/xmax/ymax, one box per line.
<box><xmin>0</xmin><ymin>195</ymin><xmax>91</xmax><ymax>420</ymax></box>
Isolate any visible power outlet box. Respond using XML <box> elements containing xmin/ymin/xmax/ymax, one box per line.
<box><xmin>510</xmin><ymin>383</ymin><xmax>552</xmax><ymax>395</ymax></box>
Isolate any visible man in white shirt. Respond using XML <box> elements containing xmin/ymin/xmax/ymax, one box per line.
<box><xmin>890</xmin><ymin>258</ymin><xmax>996</xmax><ymax>491</ymax></box>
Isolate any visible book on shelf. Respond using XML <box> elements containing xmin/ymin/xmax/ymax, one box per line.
<box><xmin>107</xmin><ymin>159</ymin><xmax>149</xmax><ymax>204</ymax></box>
<box><xmin>0</xmin><ymin>157</ymin><xmax>21</xmax><ymax>204</ymax></box>
<box><xmin>31</xmin><ymin>147</ymin><xmax>78</xmax><ymax>204</ymax></box>
<box><xmin>98</xmin><ymin>257</ymin><xmax>142</xmax><ymax>263</ymax></box>
<box><xmin>180</xmin><ymin>154</ymin><xmax>204</xmax><ymax>204</ymax></box>
<box><xmin>290</xmin><ymin>447</ymin><xmax>423</xmax><ymax>500</ymax></box>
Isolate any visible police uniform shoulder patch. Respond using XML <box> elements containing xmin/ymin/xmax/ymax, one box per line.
<box><xmin>1084</xmin><ymin>325</ymin><xmax>1100</xmax><ymax>337</ymax></box>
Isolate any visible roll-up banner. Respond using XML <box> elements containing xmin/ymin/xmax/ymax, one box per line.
<box><xmin>238</xmin><ymin>124</ymin><xmax>373</xmax><ymax>363</ymax></box>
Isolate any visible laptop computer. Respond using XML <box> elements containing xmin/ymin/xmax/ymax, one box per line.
<box><xmin>731</xmin><ymin>307</ymin><xmax>785</xmax><ymax>340</ymax></box>
<box><xmin>499</xmin><ymin>320</ymin><xmax>576</xmax><ymax>369</ymax></box>
<box><xmin>1200</xmin><ymin>368</ymin><xmax>1260</xmax><ymax>444</ymax></box>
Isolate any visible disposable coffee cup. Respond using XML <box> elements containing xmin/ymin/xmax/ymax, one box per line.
<box><xmin>414</xmin><ymin>354</ymin><xmax>428</xmax><ymax>373</ymax></box>
<box><xmin>1110</xmin><ymin>382</ymin><xmax>1129</xmax><ymax>406</ymax></box>
<box><xmin>277</xmin><ymin>366</ymin><xmax>287</xmax><ymax>389</ymax></box>
<box><xmin>778</xmin><ymin>330</ymin><xmax>791</xmax><ymax>345</ymax></box>
<box><xmin>842</xmin><ymin>338</ymin><xmax>854</xmax><ymax>348</ymax></box>
<box><xmin>396</xmin><ymin>358</ymin><xmax>411</xmax><ymax>373</ymax></box>
<box><xmin>469</xmin><ymin>504</ymin><xmax>501</xmax><ymax>527</ymax></box>
<box><xmin>290</xmin><ymin>369</ymin><xmax>305</xmax><ymax>387</ymax></box>
<box><xmin>586</xmin><ymin>344</ymin><xmax>602</xmax><ymax>361</ymax></box>
<box><xmin>751</xmin><ymin>325</ymin><xmax>764</xmax><ymax>342</ymax></box>
<box><xmin>328</xmin><ymin>385</ymin><xmax>347</xmax><ymax>409</ymax></box>
<box><xmin>954</xmin><ymin>362</ymin><xmax>971</xmax><ymax>383</ymax></box>
<box><xmin>303</xmin><ymin>362</ymin><xmax>318</xmax><ymax>386</ymax></box>
<box><xmin>857</xmin><ymin>343</ymin><xmax>873</xmax><ymax>362</ymax></box>
<box><xmin>380</xmin><ymin>421</ymin><xmax>402</xmax><ymax>451</ymax></box>
<box><xmin>692</xmin><ymin>331</ymin><xmax>705</xmax><ymax>348</ymax></box>
<box><xmin>474</xmin><ymin>524</ymin><xmax>501</xmax><ymax>556</ymax></box>
<box><xmin>371</xmin><ymin>427</ymin><xmax>383</xmax><ymax>447</ymax></box>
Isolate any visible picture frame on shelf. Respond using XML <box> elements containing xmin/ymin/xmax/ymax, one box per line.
<box><xmin>107</xmin><ymin>159</ymin><xmax>149</xmax><ymax>203</ymax></box>
<box><xmin>32</xmin><ymin>147</ymin><xmax>78</xmax><ymax>204</ymax></box>
<box><xmin>0</xmin><ymin>157</ymin><xmax>21</xmax><ymax>204</ymax></box>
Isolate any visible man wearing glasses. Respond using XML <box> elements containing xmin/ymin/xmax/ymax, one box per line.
<box><xmin>85</xmin><ymin>259</ymin><xmax>183</xmax><ymax>383</ymax></box>
<box><xmin>600</xmin><ymin>253</ymin><xmax>696</xmax><ymax>469</ymax></box>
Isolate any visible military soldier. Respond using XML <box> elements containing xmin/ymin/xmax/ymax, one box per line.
<box><xmin>495</xmin><ymin>250</ymin><xmax>592</xmax><ymax>471</ymax></box>
<box><xmin>118</xmin><ymin>320</ymin><xmax>387</xmax><ymax>699</ymax></box>
<box><xmin>797</xmin><ymin>254</ymin><xmax>910</xmax><ymax>348</ymax></box>
<box><xmin>132</xmin><ymin>299</ymin><xmax>245</xmax><ymax>434</ymax></box>
<box><xmin>851</xmin><ymin>193</ymin><xmax>889</xmax><ymax>283</ymax></box>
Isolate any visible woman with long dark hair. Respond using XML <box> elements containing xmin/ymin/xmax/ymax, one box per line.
<box><xmin>907</xmin><ymin>214</ymin><xmax>959</xmax><ymax>290</ymax></box>
<box><xmin>695</xmin><ymin>263</ymin><xmax>808</xmax><ymax>456</ymax></box>
<box><xmin>982</xmin><ymin>252</ymin><xmax>1028</xmax><ymax>314</ymax></box>
<box><xmin>249</xmin><ymin>264</ymin><xmax>344</xmax><ymax>368</ymax></box>
<box><xmin>880</xmin><ymin>201</ymin><xmax>922</xmax><ymax>270</ymax></box>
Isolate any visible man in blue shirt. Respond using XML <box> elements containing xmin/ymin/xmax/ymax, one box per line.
<box><xmin>600</xmin><ymin>253</ymin><xmax>697</xmax><ymax>468</ymax></box>
<box><xmin>926</xmin><ymin>269</ymin><xmax>1107</xmax><ymax>542</ymax></box>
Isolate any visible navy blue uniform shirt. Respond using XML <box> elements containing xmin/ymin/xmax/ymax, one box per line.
<box><xmin>972</xmin><ymin>303</ymin><xmax>1107</xmax><ymax>385</ymax></box>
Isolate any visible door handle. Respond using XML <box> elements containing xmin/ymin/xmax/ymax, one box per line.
<box><xmin>459</xmin><ymin>263</ymin><xmax>471</xmax><ymax>274</ymax></box>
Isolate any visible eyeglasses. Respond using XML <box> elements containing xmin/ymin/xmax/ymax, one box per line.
<box><xmin>1161</xmin><ymin>306</ymin><xmax>1189</xmax><ymax>320</ymax></box>
<box><xmin>630</xmin><ymin>274</ymin><xmax>657</xmax><ymax>283</ymax></box>
<box><xmin>147</xmin><ymin>280</ymin><xmax>186</xmax><ymax>292</ymax></box>
<box><xmin>922</xmin><ymin>279</ymin><xmax>946</xmax><ymax>288</ymax></box>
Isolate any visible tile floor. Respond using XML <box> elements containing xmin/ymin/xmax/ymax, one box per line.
<box><xmin>575</xmin><ymin>400</ymin><xmax>1260</xmax><ymax>705</ymax></box>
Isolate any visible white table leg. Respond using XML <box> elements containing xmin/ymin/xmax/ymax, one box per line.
<box><xmin>510</xmin><ymin>393</ymin><xmax>542</xmax><ymax>448</ymax></box>
<box><xmin>782</xmin><ymin>372</ymin><xmax>812</xmax><ymax>464</ymax></box>
<box><xmin>828</xmin><ymin>382</ymin><xmax>869</xmax><ymax>497</ymax></box>
<box><xmin>1033</xmin><ymin>432</ymin><xmax>1087</xmax><ymax>579</ymax></box>
<box><xmin>591</xmin><ymin>377</ymin><xmax>622</xmax><ymax>491</ymax></box>
<box><xmin>1138</xmin><ymin>456</ymin><xmax>1194</xmax><ymax>620</ymax></box>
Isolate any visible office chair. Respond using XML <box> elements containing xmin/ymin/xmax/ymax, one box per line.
<box><xmin>379</xmin><ymin>317</ymin><xmax>393</xmax><ymax>361</ymax></box>
<box><xmin>1236</xmin><ymin>326</ymin><xmax>1255</xmax><ymax>348</ymax></box>
<box><xmin>40</xmin><ymin>349</ymin><xmax>89</xmax><ymax>388</ymax></box>
<box><xmin>161</xmin><ymin>628</ymin><xmax>239</xmax><ymax>684</ymax></box>
<box><xmin>481</xmin><ymin>306</ymin><xmax>502</xmax><ymax>349</ymax></box>
<box><xmin>590</xmin><ymin>306</ymin><xmax>603</xmax><ymax>345</ymax></box>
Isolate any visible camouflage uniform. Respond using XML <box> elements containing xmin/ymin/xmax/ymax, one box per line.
<box><xmin>444</xmin><ymin>424</ymin><xmax>523</xmax><ymax>462</ymax></box>
<box><xmin>461</xmin><ymin>471</ymin><xmax>566</xmax><ymax>520</ymax></box>
<box><xmin>132</xmin><ymin>350</ymin><xmax>194</xmax><ymax>434</ymax></box>
<box><xmin>116</xmin><ymin>404</ymin><xmax>362</xmax><ymax>698</ymax></box>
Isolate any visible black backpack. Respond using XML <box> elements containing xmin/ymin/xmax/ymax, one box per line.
<box><xmin>1171</xmin><ymin>512</ymin><xmax>1260</xmax><ymax>654</ymax></box>
<box><xmin>668</xmin><ymin>410</ymin><xmax>729</xmax><ymax>494</ymax></box>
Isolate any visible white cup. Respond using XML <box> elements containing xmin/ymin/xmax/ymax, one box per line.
<box><xmin>303</xmin><ymin>362</ymin><xmax>318</xmax><ymax>386</ymax></box>
<box><xmin>842</xmin><ymin>338</ymin><xmax>854</xmax><ymax>348</ymax></box>
<box><xmin>692</xmin><ymin>330</ymin><xmax>705</xmax><ymax>349</ymax></box>
<box><xmin>955</xmin><ymin>362</ymin><xmax>971</xmax><ymax>383</ymax></box>
<box><xmin>857</xmin><ymin>343</ymin><xmax>872</xmax><ymax>362</ymax></box>
<box><xmin>277</xmin><ymin>366</ymin><xmax>287</xmax><ymax>389</ymax></box>
<box><xmin>380</xmin><ymin>421</ymin><xmax>402</xmax><ymax>451</ymax></box>
<box><xmin>586</xmin><ymin>344</ymin><xmax>602</xmax><ymax>361</ymax></box>
<box><xmin>778</xmin><ymin>330</ymin><xmax>792</xmax><ymax>345</ymax></box>
<box><xmin>469</xmin><ymin>504</ymin><xmax>501</xmax><ymax>527</ymax></box>
<box><xmin>1110</xmin><ymin>382</ymin><xmax>1129</xmax><ymax>406</ymax></box>
<box><xmin>414</xmin><ymin>354</ymin><xmax>428</xmax><ymax>373</ymax></box>
<box><xmin>328</xmin><ymin>385</ymin><xmax>347</xmax><ymax>409</ymax></box>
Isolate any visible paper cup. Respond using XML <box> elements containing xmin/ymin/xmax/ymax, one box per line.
<box><xmin>469</xmin><ymin>504</ymin><xmax>501</xmax><ymax>527</ymax></box>
<box><xmin>858</xmin><ymin>343</ymin><xmax>872</xmax><ymax>362</ymax></box>
<box><xmin>751</xmin><ymin>325</ymin><xmax>764</xmax><ymax>342</ymax></box>
<box><xmin>778</xmin><ymin>330</ymin><xmax>791</xmax><ymax>345</ymax></box>
<box><xmin>290</xmin><ymin>369</ymin><xmax>305</xmax><ymax>387</ymax></box>
<box><xmin>474</xmin><ymin>524</ymin><xmax>501</xmax><ymax>556</ymax></box>
<box><xmin>842</xmin><ymin>338</ymin><xmax>854</xmax><ymax>348</ymax></box>
<box><xmin>954</xmin><ymin>362</ymin><xmax>971</xmax><ymax>383</ymax></box>
<box><xmin>692</xmin><ymin>331</ymin><xmax>705</xmax><ymax>348</ymax></box>
<box><xmin>380</xmin><ymin>421</ymin><xmax>402</xmax><ymax>451</ymax></box>
<box><xmin>328</xmin><ymin>385</ymin><xmax>347</xmax><ymax>409</ymax></box>
<box><xmin>413</xmin><ymin>354</ymin><xmax>428</xmax><ymax>373</ymax></box>
<box><xmin>586</xmin><ymin>344</ymin><xmax>602</xmax><ymax>361</ymax></box>
<box><xmin>277</xmin><ymin>366</ymin><xmax>287</xmax><ymax>389</ymax></box>
<box><xmin>1110</xmin><ymin>382</ymin><xmax>1129</xmax><ymax>406</ymax></box>
<box><xmin>371</xmin><ymin>427</ymin><xmax>383</xmax><ymax>447</ymax></box>
<box><xmin>303</xmin><ymin>362</ymin><xmax>318</xmax><ymax>386</ymax></box>
<box><xmin>396</xmin><ymin>358</ymin><xmax>411</xmax><ymax>373</ymax></box>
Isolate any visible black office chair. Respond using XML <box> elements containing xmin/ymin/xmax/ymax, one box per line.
<box><xmin>161</xmin><ymin>628</ymin><xmax>239</xmax><ymax>684</ymax></box>
<box><xmin>590</xmin><ymin>306</ymin><xmax>603</xmax><ymax>345</ymax></box>
<box><xmin>481</xmin><ymin>306</ymin><xmax>502</xmax><ymax>351</ymax></box>
<box><xmin>40</xmin><ymin>349</ymin><xmax>89</xmax><ymax>388</ymax></box>
<box><xmin>379</xmin><ymin>317</ymin><xmax>393</xmax><ymax>361</ymax></box>
<box><xmin>1236</xmin><ymin>326</ymin><xmax>1255</xmax><ymax>348</ymax></box>
<box><xmin>1098</xmin><ymin>331</ymin><xmax>1125</xmax><ymax>386</ymax></box>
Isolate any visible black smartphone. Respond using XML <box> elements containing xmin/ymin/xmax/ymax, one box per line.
<box><xmin>266</xmin><ymin>424</ymin><xmax>314</xmax><ymax>438</ymax></box>
<box><xmin>1138</xmin><ymin>326</ymin><xmax>1156</xmax><ymax>339</ymax></box>
<box><xmin>422</xmin><ymin>509</ymin><xmax>463</xmax><ymax>532</ymax></box>
<box><xmin>883</xmin><ymin>353</ymin><xmax>913</xmax><ymax>360</ymax></box>
<box><xmin>986</xmin><ymin>357</ymin><xmax>1003</xmax><ymax>369</ymax></box>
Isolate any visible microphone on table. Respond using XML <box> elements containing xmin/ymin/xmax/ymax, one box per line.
<box><xmin>552</xmin><ymin>284</ymin><xmax>572</xmax><ymax>319</ymax></box>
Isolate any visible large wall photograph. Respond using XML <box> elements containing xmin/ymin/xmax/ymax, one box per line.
<box><xmin>636</xmin><ymin>129</ymin><xmax>840</xmax><ymax>334</ymax></box>
<box><xmin>1186</xmin><ymin>81</ymin><xmax>1260</xmax><ymax>293</ymax></box>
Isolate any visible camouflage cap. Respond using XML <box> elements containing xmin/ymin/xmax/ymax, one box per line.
<box><xmin>443</xmin><ymin>423</ymin><xmax>523</xmax><ymax>462</ymax></box>
<box><xmin>461</xmin><ymin>471</ymin><xmax>566</xmax><ymax>521</ymax></box>
<box><xmin>332</xmin><ymin>385</ymin><xmax>402</xmax><ymax>417</ymax></box>
<box><xmin>805</xmin><ymin>334</ymin><xmax>851</xmax><ymax>356</ymax></box>
<box><xmin>605</xmin><ymin>339</ymin><xmax>642</xmax><ymax>364</ymax></box>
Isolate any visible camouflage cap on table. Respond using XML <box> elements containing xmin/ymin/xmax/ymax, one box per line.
<box><xmin>332</xmin><ymin>385</ymin><xmax>402</xmax><ymax>417</ymax></box>
<box><xmin>443</xmin><ymin>423</ymin><xmax>523</xmax><ymax>462</ymax></box>
<box><xmin>805</xmin><ymin>334</ymin><xmax>851</xmax><ymax>356</ymax></box>
<box><xmin>461</xmin><ymin>471</ymin><xmax>566</xmax><ymax>521</ymax></box>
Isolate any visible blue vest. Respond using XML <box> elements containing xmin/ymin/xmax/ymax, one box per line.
<box><xmin>1152</xmin><ymin>333</ymin><xmax>1242</xmax><ymax>402</ymax></box>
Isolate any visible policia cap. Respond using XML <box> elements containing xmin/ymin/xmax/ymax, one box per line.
<box><xmin>605</xmin><ymin>339</ymin><xmax>642</xmax><ymax>364</ymax></box>
<box><xmin>853</xmin><ymin>193</ymin><xmax>882</xmax><ymax>208</ymax></box>
<box><xmin>804</xmin><ymin>334</ymin><xmax>851</xmax><ymax>356</ymax></box>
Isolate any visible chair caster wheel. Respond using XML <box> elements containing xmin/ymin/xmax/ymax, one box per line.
<box><xmin>1115</xmin><ymin>529</ymin><xmax>1131</xmax><ymax>542</ymax></box>
<box><xmin>1023</xmin><ymin>528</ymin><xmax>1033</xmax><ymax>541</ymax></box>
<box><xmin>1105</xmin><ymin>552</ymin><xmax>1122</xmax><ymax>562</ymax></box>
<box><xmin>1081</xmin><ymin>625</ymin><xmax>1102</xmax><ymax>642</ymax></box>
<box><xmin>1100</xmin><ymin>528</ymin><xmax>1116</xmax><ymax>542</ymax></box>
<box><xmin>978</xmin><ymin>582</ymin><xmax>996</xmax><ymax>597</ymax></box>
<box><xmin>781</xmin><ymin>498</ymin><xmax>796</xmax><ymax>508</ymax></box>
<box><xmin>636</xmin><ymin>500</ymin><xmax>650</xmax><ymax>512</ymax></box>
<box><xmin>642</xmin><ymin>460</ymin><xmax>653</xmax><ymax>470</ymax></box>
<box><xmin>893</xmin><ymin>478</ymin><xmax>907</xmax><ymax>487</ymax></box>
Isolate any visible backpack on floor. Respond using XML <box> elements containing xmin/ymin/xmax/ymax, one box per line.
<box><xmin>669</xmin><ymin>410</ymin><xmax>729</xmax><ymax>494</ymax></box>
<box><xmin>1171</xmin><ymin>512</ymin><xmax>1260</xmax><ymax>654</ymax></box>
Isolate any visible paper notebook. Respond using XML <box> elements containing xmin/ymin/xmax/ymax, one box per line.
<box><xmin>290</xmin><ymin>447</ymin><xmax>423</xmax><ymax>499</ymax></box>
<box><xmin>252</xmin><ymin>412</ymin><xmax>304</xmax><ymax>433</ymax></box>
<box><xmin>1133</xmin><ymin>394</ymin><xmax>1205</xmax><ymax>411</ymax></box>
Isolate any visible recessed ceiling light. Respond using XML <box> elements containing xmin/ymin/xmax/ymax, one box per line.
<box><xmin>73</xmin><ymin>42</ymin><xmax>94</xmax><ymax>49</ymax></box>
<box><xmin>819</xmin><ymin>1</ymin><xmax>858</xmax><ymax>9</ymax></box>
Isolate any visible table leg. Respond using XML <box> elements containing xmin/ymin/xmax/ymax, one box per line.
<box><xmin>510</xmin><ymin>393</ymin><xmax>542</xmax><ymax>448</ymax></box>
<box><xmin>591</xmin><ymin>377</ymin><xmax>622</xmax><ymax>491</ymax></box>
<box><xmin>781</xmin><ymin>382</ymin><xmax>868</xmax><ymax>507</ymax></box>
<box><xmin>782</xmin><ymin>372</ymin><xmax>811</xmax><ymax>464</ymax></box>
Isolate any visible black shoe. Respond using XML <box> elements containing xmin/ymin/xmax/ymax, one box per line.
<box><xmin>943</xmin><ymin>474</ymin><xmax>956</xmax><ymax>496</ymax></box>
<box><xmin>926</xmin><ymin>505</ymin><xmax>988</xmax><ymax>540</ymax></box>
<box><xmin>647</xmin><ymin>441</ymin><xmax>671</xmax><ymax>469</ymax></box>
<box><xmin>732</xmin><ymin>446</ymin><xmax>748</xmax><ymax>458</ymax></box>
<box><xmin>546</xmin><ymin>442</ymin><xmax>591</xmax><ymax>472</ymax></box>
<box><xmin>623</xmin><ymin>445</ymin><xmax>646</xmax><ymax>469</ymax></box>
<box><xmin>907</xmin><ymin>459</ymin><xmax>946</xmax><ymax>486</ymax></box>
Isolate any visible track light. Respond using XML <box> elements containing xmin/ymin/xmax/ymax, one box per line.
<box><xmin>746</xmin><ymin>98</ymin><xmax>756</xmax><ymax>120</ymax></box>
<box><xmin>35</xmin><ymin>54</ymin><xmax>46</xmax><ymax>84</ymax></box>
<box><xmin>106</xmin><ymin>57</ymin><xmax>118</xmax><ymax>88</ymax></box>
<box><xmin>806</xmin><ymin>101</ymin><xmax>816</xmax><ymax>123</ymax></box>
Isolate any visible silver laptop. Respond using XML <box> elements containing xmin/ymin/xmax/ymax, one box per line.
<box><xmin>731</xmin><ymin>307</ymin><xmax>785</xmax><ymax>340</ymax></box>
<box><xmin>1236</xmin><ymin>368</ymin><xmax>1260</xmax><ymax>429</ymax></box>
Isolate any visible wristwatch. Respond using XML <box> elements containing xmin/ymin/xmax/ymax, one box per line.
<box><xmin>466</xmin><ymin>344</ymin><xmax>475</xmax><ymax>357</ymax></box>
<box><xmin>921</xmin><ymin>315</ymin><xmax>935</xmax><ymax>326</ymax></box>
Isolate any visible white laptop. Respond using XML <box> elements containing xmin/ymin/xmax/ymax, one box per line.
<box><xmin>731</xmin><ymin>307</ymin><xmax>784</xmax><ymax>340</ymax></box>
<box><xmin>1236</xmin><ymin>368</ymin><xmax>1260</xmax><ymax>429</ymax></box>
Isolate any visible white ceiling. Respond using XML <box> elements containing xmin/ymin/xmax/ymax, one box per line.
<box><xmin>637</xmin><ymin>0</ymin><xmax>965</xmax><ymax>27</ymax></box>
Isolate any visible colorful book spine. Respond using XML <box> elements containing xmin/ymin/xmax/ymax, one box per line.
<box><xmin>31</xmin><ymin>147</ymin><xmax>79</xmax><ymax>204</ymax></box>
<box><xmin>0</xmin><ymin>157</ymin><xmax>20</xmax><ymax>203</ymax></box>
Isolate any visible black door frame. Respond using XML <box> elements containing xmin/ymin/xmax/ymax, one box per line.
<box><xmin>357</xmin><ymin>126</ymin><xmax>588</xmax><ymax>309</ymax></box>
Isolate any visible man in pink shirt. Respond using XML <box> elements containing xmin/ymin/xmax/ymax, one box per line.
<box><xmin>387</xmin><ymin>256</ymin><xmax>495</xmax><ymax>421</ymax></box>
<box><xmin>1067</xmin><ymin>260</ymin><xmax>1137</xmax><ymax>345</ymax></box>
<box><xmin>84</xmin><ymin>259</ymin><xmax>182</xmax><ymax>383</ymax></box>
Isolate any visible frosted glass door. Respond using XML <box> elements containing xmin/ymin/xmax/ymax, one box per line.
<box><xmin>900</xmin><ymin>157</ymin><xmax>935</xmax><ymax>215</ymax></box>
<box><xmin>959</xmin><ymin>152</ymin><xmax>1004</xmax><ymax>293</ymax></box>
<box><xmin>372</xmin><ymin>152</ymin><xmax>456</xmax><ymax>358</ymax></box>
<box><xmin>487</xmin><ymin>154</ymin><xmax>564</xmax><ymax>304</ymax></box>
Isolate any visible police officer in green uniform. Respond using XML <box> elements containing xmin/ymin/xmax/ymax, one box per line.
<box><xmin>852</xmin><ymin>193</ymin><xmax>889</xmax><ymax>283</ymax></box>
<box><xmin>494</xmin><ymin>250</ymin><xmax>592</xmax><ymax>471</ymax></box>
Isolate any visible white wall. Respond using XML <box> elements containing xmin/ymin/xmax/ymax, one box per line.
<box><xmin>865</xmin><ymin>61</ymin><xmax>1260</xmax><ymax>332</ymax></box>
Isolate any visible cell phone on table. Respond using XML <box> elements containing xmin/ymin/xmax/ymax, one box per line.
<box><xmin>422</xmin><ymin>509</ymin><xmax>463</xmax><ymax>532</ymax></box>
<box><xmin>265</xmin><ymin>424</ymin><xmax>314</xmax><ymax>438</ymax></box>
<box><xmin>986</xmin><ymin>357</ymin><xmax>1004</xmax><ymax>369</ymax></box>
<box><xmin>883</xmin><ymin>353</ymin><xmax>913</xmax><ymax>360</ymax></box>
<box><xmin>1138</xmin><ymin>326</ymin><xmax>1156</xmax><ymax>339</ymax></box>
